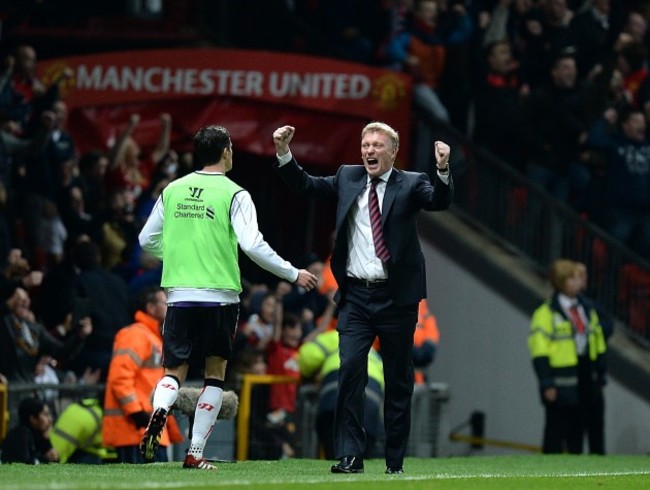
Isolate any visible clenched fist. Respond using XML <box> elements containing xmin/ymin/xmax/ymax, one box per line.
<box><xmin>273</xmin><ymin>126</ymin><xmax>295</xmax><ymax>157</ymax></box>
<box><xmin>434</xmin><ymin>140</ymin><xmax>450</xmax><ymax>170</ymax></box>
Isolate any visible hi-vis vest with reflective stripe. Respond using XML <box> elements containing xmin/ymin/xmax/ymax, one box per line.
<box><xmin>298</xmin><ymin>330</ymin><xmax>384</xmax><ymax>390</ymax></box>
<box><xmin>161</xmin><ymin>172</ymin><xmax>242</xmax><ymax>291</ymax></box>
<box><xmin>102</xmin><ymin>312</ymin><xmax>171</xmax><ymax>447</ymax></box>
<box><xmin>529</xmin><ymin>301</ymin><xmax>606</xmax><ymax>366</ymax></box>
<box><xmin>50</xmin><ymin>399</ymin><xmax>110</xmax><ymax>462</ymax></box>
<box><xmin>528</xmin><ymin>300</ymin><xmax>606</xmax><ymax>392</ymax></box>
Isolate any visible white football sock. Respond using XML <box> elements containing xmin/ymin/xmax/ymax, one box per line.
<box><xmin>188</xmin><ymin>386</ymin><xmax>223</xmax><ymax>458</ymax></box>
<box><xmin>152</xmin><ymin>375</ymin><xmax>180</xmax><ymax>411</ymax></box>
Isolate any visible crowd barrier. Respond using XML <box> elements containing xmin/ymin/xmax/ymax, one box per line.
<box><xmin>1</xmin><ymin>379</ymin><xmax>450</xmax><ymax>461</ymax></box>
<box><xmin>407</xmin><ymin>382</ymin><xmax>450</xmax><ymax>457</ymax></box>
<box><xmin>242</xmin><ymin>375</ymin><xmax>450</xmax><ymax>459</ymax></box>
<box><xmin>236</xmin><ymin>374</ymin><xmax>299</xmax><ymax>460</ymax></box>
<box><xmin>2</xmin><ymin>382</ymin><xmax>106</xmax><ymax>438</ymax></box>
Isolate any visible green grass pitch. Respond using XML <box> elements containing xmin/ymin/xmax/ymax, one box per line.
<box><xmin>1</xmin><ymin>455</ymin><xmax>649</xmax><ymax>489</ymax></box>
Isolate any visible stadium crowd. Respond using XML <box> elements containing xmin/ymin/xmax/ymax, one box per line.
<box><xmin>0</xmin><ymin>0</ymin><xmax>647</xmax><ymax>462</ymax></box>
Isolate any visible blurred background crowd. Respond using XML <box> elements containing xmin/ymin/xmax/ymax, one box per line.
<box><xmin>0</xmin><ymin>0</ymin><xmax>649</xmax><ymax>463</ymax></box>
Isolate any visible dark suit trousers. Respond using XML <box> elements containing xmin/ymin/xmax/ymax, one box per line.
<box><xmin>542</xmin><ymin>358</ymin><xmax>605</xmax><ymax>455</ymax></box>
<box><xmin>334</xmin><ymin>282</ymin><xmax>417</xmax><ymax>467</ymax></box>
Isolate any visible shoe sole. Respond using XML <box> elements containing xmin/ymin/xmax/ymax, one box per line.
<box><xmin>183</xmin><ymin>458</ymin><xmax>216</xmax><ymax>470</ymax></box>
<box><xmin>331</xmin><ymin>467</ymin><xmax>364</xmax><ymax>474</ymax></box>
<box><xmin>183</xmin><ymin>464</ymin><xmax>216</xmax><ymax>470</ymax></box>
<box><xmin>140</xmin><ymin>408</ymin><xmax>167</xmax><ymax>462</ymax></box>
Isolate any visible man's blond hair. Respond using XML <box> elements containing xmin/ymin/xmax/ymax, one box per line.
<box><xmin>548</xmin><ymin>259</ymin><xmax>577</xmax><ymax>291</ymax></box>
<box><xmin>361</xmin><ymin>122</ymin><xmax>399</xmax><ymax>151</ymax></box>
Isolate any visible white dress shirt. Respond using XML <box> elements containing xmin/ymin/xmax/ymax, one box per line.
<box><xmin>558</xmin><ymin>293</ymin><xmax>588</xmax><ymax>356</ymax></box>
<box><xmin>346</xmin><ymin>171</ymin><xmax>391</xmax><ymax>281</ymax></box>
<box><xmin>277</xmin><ymin>151</ymin><xmax>450</xmax><ymax>281</ymax></box>
<box><xmin>139</xmin><ymin>171</ymin><xmax>298</xmax><ymax>304</ymax></box>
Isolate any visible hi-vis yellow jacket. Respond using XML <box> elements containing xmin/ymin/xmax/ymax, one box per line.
<box><xmin>50</xmin><ymin>398</ymin><xmax>113</xmax><ymax>462</ymax></box>
<box><xmin>298</xmin><ymin>330</ymin><xmax>384</xmax><ymax>389</ymax></box>
<box><xmin>298</xmin><ymin>330</ymin><xmax>384</xmax><ymax>414</ymax></box>
<box><xmin>528</xmin><ymin>295</ymin><xmax>607</xmax><ymax>403</ymax></box>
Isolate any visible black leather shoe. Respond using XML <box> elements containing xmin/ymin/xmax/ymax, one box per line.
<box><xmin>385</xmin><ymin>466</ymin><xmax>404</xmax><ymax>474</ymax></box>
<box><xmin>331</xmin><ymin>456</ymin><xmax>364</xmax><ymax>473</ymax></box>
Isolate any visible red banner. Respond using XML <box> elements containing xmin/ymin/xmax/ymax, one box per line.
<box><xmin>39</xmin><ymin>48</ymin><xmax>412</xmax><ymax>167</ymax></box>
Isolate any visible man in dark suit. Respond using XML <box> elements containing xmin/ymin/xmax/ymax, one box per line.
<box><xmin>273</xmin><ymin>122</ymin><xmax>453</xmax><ymax>474</ymax></box>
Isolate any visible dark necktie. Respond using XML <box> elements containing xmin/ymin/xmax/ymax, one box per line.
<box><xmin>569</xmin><ymin>304</ymin><xmax>586</xmax><ymax>334</ymax></box>
<box><xmin>369</xmin><ymin>178</ymin><xmax>390</xmax><ymax>262</ymax></box>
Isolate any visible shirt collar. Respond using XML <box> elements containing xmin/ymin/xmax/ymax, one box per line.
<box><xmin>196</xmin><ymin>170</ymin><xmax>224</xmax><ymax>175</ymax></box>
<box><xmin>557</xmin><ymin>293</ymin><xmax>578</xmax><ymax>311</ymax></box>
<box><xmin>367</xmin><ymin>168</ymin><xmax>393</xmax><ymax>185</ymax></box>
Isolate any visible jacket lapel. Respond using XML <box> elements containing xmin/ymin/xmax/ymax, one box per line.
<box><xmin>337</xmin><ymin>169</ymin><xmax>367</xmax><ymax>230</ymax></box>
<box><xmin>382</xmin><ymin>169</ymin><xmax>401</xmax><ymax>224</ymax></box>
<box><xmin>337</xmin><ymin>166</ymin><xmax>401</xmax><ymax>229</ymax></box>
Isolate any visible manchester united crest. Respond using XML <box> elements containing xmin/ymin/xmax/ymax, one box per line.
<box><xmin>372</xmin><ymin>74</ymin><xmax>407</xmax><ymax>110</ymax></box>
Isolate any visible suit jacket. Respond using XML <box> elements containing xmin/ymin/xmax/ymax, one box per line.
<box><xmin>275</xmin><ymin>159</ymin><xmax>453</xmax><ymax>306</ymax></box>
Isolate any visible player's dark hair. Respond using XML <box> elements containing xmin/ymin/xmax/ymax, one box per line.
<box><xmin>193</xmin><ymin>125</ymin><xmax>231</xmax><ymax>166</ymax></box>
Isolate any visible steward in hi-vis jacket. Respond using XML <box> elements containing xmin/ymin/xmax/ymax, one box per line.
<box><xmin>103</xmin><ymin>288</ymin><xmax>182</xmax><ymax>462</ymax></box>
<box><xmin>529</xmin><ymin>259</ymin><xmax>607</xmax><ymax>455</ymax></box>
<box><xmin>51</xmin><ymin>398</ymin><xmax>114</xmax><ymax>464</ymax></box>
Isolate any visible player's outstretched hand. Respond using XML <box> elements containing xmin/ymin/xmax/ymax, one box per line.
<box><xmin>295</xmin><ymin>269</ymin><xmax>318</xmax><ymax>291</ymax></box>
